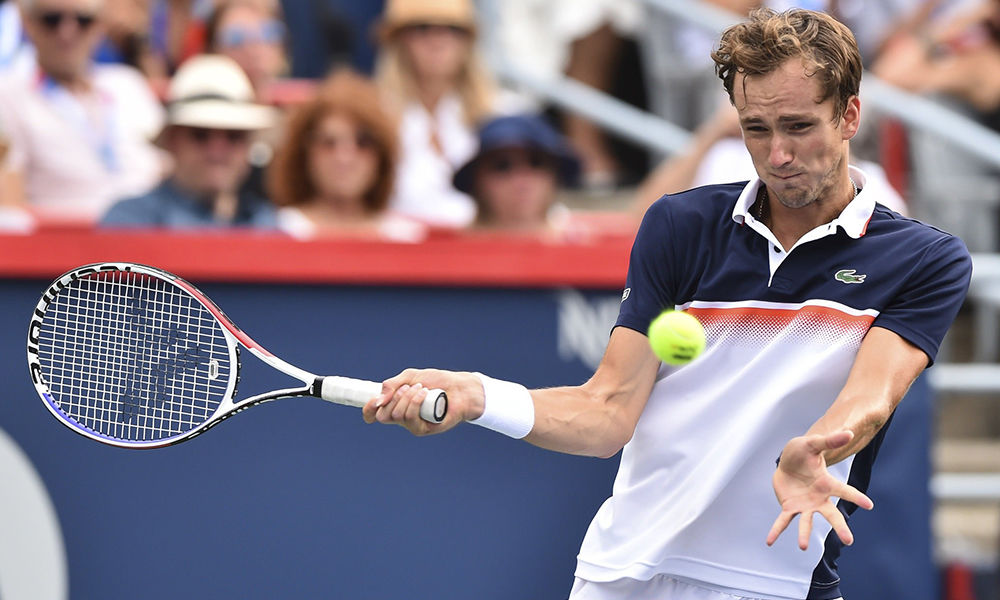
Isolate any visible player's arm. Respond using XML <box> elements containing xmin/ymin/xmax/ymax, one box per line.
<box><xmin>362</xmin><ymin>326</ymin><xmax>661</xmax><ymax>458</ymax></box>
<box><xmin>766</xmin><ymin>326</ymin><xmax>928</xmax><ymax>550</ymax></box>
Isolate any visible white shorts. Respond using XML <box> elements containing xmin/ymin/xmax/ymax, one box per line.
<box><xmin>568</xmin><ymin>575</ymin><xmax>844</xmax><ymax>600</ymax></box>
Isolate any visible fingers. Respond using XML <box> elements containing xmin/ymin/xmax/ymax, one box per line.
<box><xmin>361</xmin><ymin>369</ymin><xmax>430</xmax><ymax>429</ymax></box>
<box><xmin>365</xmin><ymin>368</ymin><xmax>457</xmax><ymax>435</ymax></box>
<box><xmin>396</xmin><ymin>383</ymin><xmax>428</xmax><ymax>423</ymax></box>
<box><xmin>802</xmin><ymin>430</ymin><xmax>853</xmax><ymax>455</ymax></box>
<box><xmin>377</xmin><ymin>383</ymin><xmax>423</xmax><ymax>423</ymax></box>
<box><xmin>768</xmin><ymin>496</ymin><xmax>868</xmax><ymax>550</ymax></box>
<box><xmin>766</xmin><ymin>506</ymin><xmax>834</xmax><ymax>550</ymax></box>
<box><xmin>363</xmin><ymin>369</ymin><xmax>480</xmax><ymax>435</ymax></box>
<box><xmin>797</xmin><ymin>509</ymin><xmax>813</xmax><ymax>550</ymax></box>
<box><xmin>377</xmin><ymin>368</ymin><xmax>421</xmax><ymax>408</ymax></box>
<box><xmin>837</xmin><ymin>482</ymin><xmax>875</xmax><ymax>511</ymax></box>
<box><xmin>819</xmin><ymin>502</ymin><xmax>854</xmax><ymax>547</ymax></box>
<box><xmin>766</xmin><ymin>511</ymin><xmax>794</xmax><ymax>547</ymax></box>
<box><xmin>821</xmin><ymin>430</ymin><xmax>854</xmax><ymax>450</ymax></box>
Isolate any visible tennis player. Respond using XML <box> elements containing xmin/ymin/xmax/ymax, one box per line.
<box><xmin>364</xmin><ymin>8</ymin><xmax>973</xmax><ymax>600</ymax></box>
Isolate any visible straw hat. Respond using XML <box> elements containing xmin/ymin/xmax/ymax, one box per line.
<box><xmin>377</xmin><ymin>0</ymin><xmax>477</xmax><ymax>42</ymax></box>
<box><xmin>165</xmin><ymin>54</ymin><xmax>275</xmax><ymax>131</ymax></box>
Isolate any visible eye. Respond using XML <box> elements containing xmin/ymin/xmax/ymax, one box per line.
<box><xmin>789</xmin><ymin>122</ymin><xmax>813</xmax><ymax>131</ymax></box>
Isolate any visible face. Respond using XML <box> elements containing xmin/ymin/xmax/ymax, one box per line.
<box><xmin>734</xmin><ymin>58</ymin><xmax>860</xmax><ymax>211</ymax></box>
<box><xmin>400</xmin><ymin>23</ymin><xmax>471</xmax><ymax>83</ymax></box>
<box><xmin>168</xmin><ymin>126</ymin><xmax>251</xmax><ymax>196</ymax></box>
<box><xmin>22</xmin><ymin>0</ymin><xmax>105</xmax><ymax>81</ymax></box>
<box><xmin>474</xmin><ymin>148</ymin><xmax>558</xmax><ymax>228</ymax></box>
<box><xmin>306</xmin><ymin>113</ymin><xmax>380</xmax><ymax>206</ymax></box>
<box><xmin>215</xmin><ymin>4</ymin><xmax>285</xmax><ymax>92</ymax></box>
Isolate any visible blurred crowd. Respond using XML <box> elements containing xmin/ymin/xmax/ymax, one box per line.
<box><xmin>0</xmin><ymin>0</ymin><xmax>998</xmax><ymax>242</ymax></box>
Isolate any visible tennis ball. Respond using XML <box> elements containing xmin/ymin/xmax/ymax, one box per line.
<box><xmin>647</xmin><ymin>310</ymin><xmax>706</xmax><ymax>365</ymax></box>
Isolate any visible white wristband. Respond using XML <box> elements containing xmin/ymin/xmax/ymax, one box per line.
<box><xmin>469</xmin><ymin>373</ymin><xmax>535</xmax><ymax>439</ymax></box>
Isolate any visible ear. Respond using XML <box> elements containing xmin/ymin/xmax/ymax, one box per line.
<box><xmin>841</xmin><ymin>95</ymin><xmax>861</xmax><ymax>141</ymax></box>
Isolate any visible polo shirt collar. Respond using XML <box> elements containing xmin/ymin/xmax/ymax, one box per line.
<box><xmin>731</xmin><ymin>165</ymin><xmax>875</xmax><ymax>239</ymax></box>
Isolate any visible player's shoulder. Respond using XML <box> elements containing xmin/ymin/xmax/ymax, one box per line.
<box><xmin>869</xmin><ymin>204</ymin><xmax>965</xmax><ymax>244</ymax></box>
<box><xmin>867</xmin><ymin>204</ymin><xmax>971</xmax><ymax>263</ymax></box>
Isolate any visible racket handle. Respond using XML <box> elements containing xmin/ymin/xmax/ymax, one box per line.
<box><xmin>316</xmin><ymin>376</ymin><xmax>447</xmax><ymax>424</ymax></box>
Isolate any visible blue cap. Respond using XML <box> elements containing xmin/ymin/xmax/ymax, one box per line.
<box><xmin>452</xmin><ymin>114</ymin><xmax>581</xmax><ymax>195</ymax></box>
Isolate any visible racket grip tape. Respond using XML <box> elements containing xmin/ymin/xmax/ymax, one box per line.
<box><xmin>315</xmin><ymin>376</ymin><xmax>447</xmax><ymax>424</ymax></box>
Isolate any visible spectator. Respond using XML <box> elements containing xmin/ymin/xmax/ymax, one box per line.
<box><xmin>92</xmin><ymin>0</ymin><xmax>151</xmax><ymax>70</ymax></box>
<box><xmin>375</xmin><ymin>0</ymin><xmax>499</xmax><ymax>228</ymax></box>
<box><xmin>872</xmin><ymin>0</ymin><xmax>1000</xmax><ymax>130</ymax></box>
<box><xmin>508</xmin><ymin>0</ymin><xmax>643</xmax><ymax>189</ymax></box>
<box><xmin>0</xmin><ymin>0</ymin><xmax>164</xmax><ymax>225</ymax></box>
<box><xmin>205</xmin><ymin>0</ymin><xmax>289</xmax><ymax>201</ymax></box>
<box><xmin>640</xmin><ymin>0</ymin><xmax>761</xmax><ymax>135</ymax></box>
<box><xmin>269</xmin><ymin>70</ymin><xmax>422</xmax><ymax>240</ymax></box>
<box><xmin>93</xmin><ymin>0</ymin><xmax>213</xmax><ymax>80</ymax></box>
<box><xmin>100</xmin><ymin>54</ymin><xmax>276</xmax><ymax>229</ymax></box>
<box><xmin>453</xmin><ymin>114</ymin><xmax>581</xmax><ymax>236</ymax></box>
<box><xmin>205</xmin><ymin>0</ymin><xmax>286</xmax><ymax>99</ymax></box>
<box><xmin>144</xmin><ymin>0</ymin><xmax>213</xmax><ymax>78</ymax></box>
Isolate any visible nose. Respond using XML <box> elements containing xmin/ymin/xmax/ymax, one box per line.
<box><xmin>55</xmin><ymin>19</ymin><xmax>81</xmax><ymax>41</ymax></box>
<box><xmin>768</xmin><ymin>135</ymin><xmax>793</xmax><ymax>168</ymax></box>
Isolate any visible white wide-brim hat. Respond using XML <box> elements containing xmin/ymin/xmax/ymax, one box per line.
<box><xmin>165</xmin><ymin>54</ymin><xmax>275</xmax><ymax>131</ymax></box>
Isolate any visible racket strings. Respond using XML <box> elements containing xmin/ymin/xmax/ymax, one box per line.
<box><xmin>36</xmin><ymin>270</ymin><xmax>232</xmax><ymax>442</ymax></box>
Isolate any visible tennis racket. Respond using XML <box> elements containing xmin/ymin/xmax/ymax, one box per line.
<box><xmin>26</xmin><ymin>262</ymin><xmax>447</xmax><ymax>449</ymax></box>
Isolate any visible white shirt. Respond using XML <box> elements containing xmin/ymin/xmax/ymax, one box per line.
<box><xmin>576</xmin><ymin>167</ymin><xmax>960</xmax><ymax>599</ymax></box>
<box><xmin>0</xmin><ymin>64</ymin><xmax>164</xmax><ymax>224</ymax></box>
<box><xmin>389</xmin><ymin>94</ymin><xmax>478</xmax><ymax>228</ymax></box>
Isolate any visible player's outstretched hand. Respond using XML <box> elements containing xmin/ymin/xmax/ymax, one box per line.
<box><xmin>766</xmin><ymin>431</ymin><xmax>874</xmax><ymax>550</ymax></box>
<box><xmin>362</xmin><ymin>368</ymin><xmax>484</xmax><ymax>436</ymax></box>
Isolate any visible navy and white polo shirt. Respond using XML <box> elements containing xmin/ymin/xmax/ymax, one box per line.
<box><xmin>574</xmin><ymin>168</ymin><xmax>972</xmax><ymax>600</ymax></box>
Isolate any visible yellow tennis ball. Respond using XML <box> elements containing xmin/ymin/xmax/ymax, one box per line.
<box><xmin>647</xmin><ymin>310</ymin><xmax>706</xmax><ymax>365</ymax></box>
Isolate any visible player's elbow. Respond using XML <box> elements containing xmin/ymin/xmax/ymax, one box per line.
<box><xmin>591</xmin><ymin>401</ymin><xmax>638</xmax><ymax>459</ymax></box>
<box><xmin>594</xmin><ymin>441</ymin><xmax>628</xmax><ymax>460</ymax></box>
<box><xmin>586</xmin><ymin>387</ymin><xmax>642</xmax><ymax>458</ymax></box>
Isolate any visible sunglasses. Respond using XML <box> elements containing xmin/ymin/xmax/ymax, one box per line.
<box><xmin>217</xmin><ymin>20</ymin><xmax>285</xmax><ymax>49</ymax></box>
<box><xmin>405</xmin><ymin>23</ymin><xmax>470</xmax><ymax>37</ymax></box>
<box><xmin>34</xmin><ymin>11</ymin><xmax>97</xmax><ymax>31</ymax></box>
<box><xmin>183</xmin><ymin>127</ymin><xmax>250</xmax><ymax>145</ymax></box>
<box><xmin>483</xmin><ymin>151</ymin><xmax>554</xmax><ymax>174</ymax></box>
<box><xmin>310</xmin><ymin>130</ymin><xmax>377</xmax><ymax>152</ymax></box>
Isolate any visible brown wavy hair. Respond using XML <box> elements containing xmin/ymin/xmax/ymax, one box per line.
<box><xmin>268</xmin><ymin>70</ymin><xmax>398</xmax><ymax>212</ymax></box>
<box><xmin>712</xmin><ymin>8</ymin><xmax>862</xmax><ymax>119</ymax></box>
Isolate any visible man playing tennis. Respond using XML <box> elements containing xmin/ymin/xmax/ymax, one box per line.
<box><xmin>364</xmin><ymin>8</ymin><xmax>972</xmax><ymax>600</ymax></box>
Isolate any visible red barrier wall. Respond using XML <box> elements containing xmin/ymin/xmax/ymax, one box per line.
<box><xmin>0</xmin><ymin>227</ymin><xmax>634</xmax><ymax>288</ymax></box>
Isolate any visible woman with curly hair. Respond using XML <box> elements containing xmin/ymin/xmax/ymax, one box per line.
<box><xmin>269</xmin><ymin>70</ymin><xmax>420</xmax><ymax>240</ymax></box>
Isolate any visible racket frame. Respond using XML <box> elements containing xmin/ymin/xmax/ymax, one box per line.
<box><xmin>27</xmin><ymin>262</ymin><xmax>446</xmax><ymax>449</ymax></box>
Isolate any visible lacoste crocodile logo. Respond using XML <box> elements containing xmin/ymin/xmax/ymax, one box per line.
<box><xmin>835</xmin><ymin>269</ymin><xmax>866</xmax><ymax>284</ymax></box>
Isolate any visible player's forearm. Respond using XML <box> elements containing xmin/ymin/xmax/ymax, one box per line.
<box><xmin>798</xmin><ymin>327</ymin><xmax>927</xmax><ymax>465</ymax></box>
<box><xmin>522</xmin><ymin>329</ymin><xmax>660</xmax><ymax>458</ymax></box>
<box><xmin>802</xmin><ymin>394</ymin><xmax>897</xmax><ymax>465</ymax></box>
<box><xmin>524</xmin><ymin>384</ymin><xmax>641</xmax><ymax>458</ymax></box>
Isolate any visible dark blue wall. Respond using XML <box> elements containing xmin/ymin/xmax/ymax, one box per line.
<box><xmin>0</xmin><ymin>278</ymin><xmax>935</xmax><ymax>599</ymax></box>
<box><xmin>2</xmin><ymin>280</ymin><xmax>618</xmax><ymax>599</ymax></box>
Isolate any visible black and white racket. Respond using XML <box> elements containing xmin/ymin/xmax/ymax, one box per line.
<box><xmin>26</xmin><ymin>262</ymin><xmax>447</xmax><ymax>449</ymax></box>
